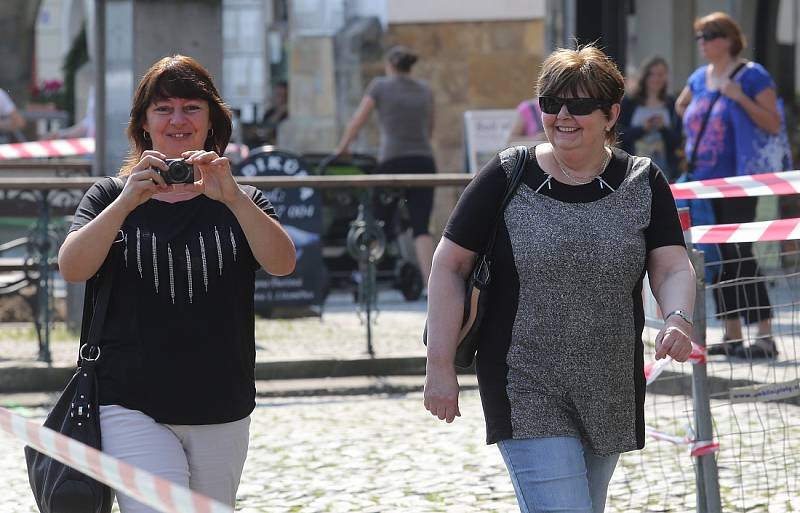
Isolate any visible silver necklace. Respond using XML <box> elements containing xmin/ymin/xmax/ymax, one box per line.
<box><xmin>553</xmin><ymin>148</ymin><xmax>611</xmax><ymax>186</ymax></box>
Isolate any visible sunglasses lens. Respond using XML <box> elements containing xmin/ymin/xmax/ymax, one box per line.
<box><xmin>539</xmin><ymin>97</ymin><xmax>562</xmax><ymax>114</ymax></box>
<box><xmin>696</xmin><ymin>31</ymin><xmax>722</xmax><ymax>41</ymax></box>
<box><xmin>566</xmin><ymin>100</ymin><xmax>597</xmax><ymax>116</ymax></box>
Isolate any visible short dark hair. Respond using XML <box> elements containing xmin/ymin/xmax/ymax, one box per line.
<box><xmin>694</xmin><ymin>12</ymin><xmax>746</xmax><ymax>57</ymax></box>
<box><xmin>121</xmin><ymin>55</ymin><xmax>232</xmax><ymax>175</ymax></box>
<box><xmin>537</xmin><ymin>44</ymin><xmax>625</xmax><ymax>144</ymax></box>
<box><xmin>385</xmin><ymin>45</ymin><xmax>418</xmax><ymax>73</ymax></box>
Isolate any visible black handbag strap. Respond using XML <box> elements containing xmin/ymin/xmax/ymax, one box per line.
<box><xmin>78</xmin><ymin>178</ymin><xmax>126</xmax><ymax>363</ymax></box>
<box><xmin>88</xmin><ymin>240</ymin><xmax>121</xmax><ymax>344</ymax></box>
<box><xmin>688</xmin><ymin>62</ymin><xmax>747</xmax><ymax>173</ymax></box>
<box><xmin>483</xmin><ymin>145</ymin><xmax>529</xmax><ymax>255</ymax></box>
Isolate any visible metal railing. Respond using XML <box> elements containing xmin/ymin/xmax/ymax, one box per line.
<box><xmin>0</xmin><ymin>173</ymin><xmax>470</xmax><ymax>362</ymax></box>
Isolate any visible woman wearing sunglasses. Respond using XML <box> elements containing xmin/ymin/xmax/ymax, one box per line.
<box><xmin>424</xmin><ymin>44</ymin><xmax>694</xmax><ymax>513</ymax></box>
<box><xmin>675</xmin><ymin>11</ymin><xmax>781</xmax><ymax>359</ymax></box>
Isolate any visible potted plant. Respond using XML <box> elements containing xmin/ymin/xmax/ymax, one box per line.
<box><xmin>28</xmin><ymin>79</ymin><xmax>66</xmax><ymax>111</ymax></box>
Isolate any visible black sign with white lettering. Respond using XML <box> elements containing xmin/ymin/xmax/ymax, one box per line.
<box><xmin>235</xmin><ymin>148</ymin><xmax>326</xmax><ymax>314</ymax></box>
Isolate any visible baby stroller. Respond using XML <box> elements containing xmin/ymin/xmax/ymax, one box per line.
<box><xmin>302</xmin><ymin>152</ymin><xmax>424</xmax><ymax>302</ymax></box>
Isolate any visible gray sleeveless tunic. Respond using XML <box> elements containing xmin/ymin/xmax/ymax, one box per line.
<box><xmin>498</xmin><ymin>147</ymin><xmax>652</xmax><ymax>456</ymax></box>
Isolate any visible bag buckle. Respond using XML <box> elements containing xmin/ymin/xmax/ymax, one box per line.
<box><xmin>79</xmin><ymin>344</ymin><xmax>101</xmax><ymax>362</ymax></box>
<box><xmin>70</xmin><ymin>400</ymin><xmax>92</xmax><ymax>420</ymax></box>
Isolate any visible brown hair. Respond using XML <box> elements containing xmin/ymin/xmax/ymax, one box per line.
<box><xmin>120</xmin><ymin>55</ymin><xmax>232</xmax><ymax>175</ymax></box>
<box><xmin>385</xmin><ymin>45</ymin><xmax>418</xmax><ymax>73</ymax></box>
<box><xmin>694</xmin><ymin>12</ymin><xmax>746</xmax><ymax>57</ymax></box>
<box><xmin>633</xmin><ymin>55</ymin><xmax>669</xmax><ymax>104</ymax></box>
<box><xmin>536</xmin><ymin>44</ymin><xmax>625</xmax><ymax>144</ymax></box>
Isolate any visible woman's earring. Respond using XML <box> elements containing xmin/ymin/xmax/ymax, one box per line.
<box><xmin>208</xmin><ymin>128</ymin><xmax>214</xmax><ymax>137</ymax></box>
<box><xmin>143</xmin><ymin>130</ymin><xmax>150</xmax><ymax>141</ymax></box>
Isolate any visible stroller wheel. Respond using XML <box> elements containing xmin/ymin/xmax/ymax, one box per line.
<box><xmin>397</xmin><ymin>262</ymin><xmax>423</xmax><ymax>301</ymax></box>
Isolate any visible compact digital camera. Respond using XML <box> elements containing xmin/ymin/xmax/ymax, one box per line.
<box><xmin>158</xmin><ymin>158</ymin><xmax>195</xmax><ymax>185</ymax></box>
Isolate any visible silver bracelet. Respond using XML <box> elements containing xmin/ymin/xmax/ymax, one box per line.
<box><xmin>664</xmin><ymin>309</ymin><xmax>693</xmax><ymax>326</ymax></box>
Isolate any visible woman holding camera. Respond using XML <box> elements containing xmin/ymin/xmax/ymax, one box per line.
<box><xmin>58</xmin><ymin>55</ymin><xmax>295</xmax><ymax>513</ymax></box>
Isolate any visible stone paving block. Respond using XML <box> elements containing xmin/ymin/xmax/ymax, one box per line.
<box><xmin>2</xmin><ymin>390</ymin><xmax>800</xmax><ymax>512</ymax></box>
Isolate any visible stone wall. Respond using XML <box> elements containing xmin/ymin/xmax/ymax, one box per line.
<box><xmin>385</xmin><ymin>19</ymin><xmax>545</xmax><ymax>236</ymax></box>
<box><xmin>278</xmin><ymin>36</ymin><xmax>339</xmax><ymax>154</ymax></box>
<box><xmin>279</xmin><ymin>17</ymin><xmax>544</xmax><ymax>238</ymax></box>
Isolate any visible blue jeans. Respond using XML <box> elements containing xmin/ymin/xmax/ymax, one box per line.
<box><xmin>498</xmin><ymin>437</ymin><xmax>620</xmax><ymax>513</ymax></box>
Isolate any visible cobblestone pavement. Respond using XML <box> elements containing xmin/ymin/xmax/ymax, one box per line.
<box><xmin>2</xmin><ymin>389</ymin><xmax>800</xmax><ymax>513</ymax></box>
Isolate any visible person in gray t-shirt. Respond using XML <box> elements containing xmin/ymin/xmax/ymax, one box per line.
<box><xmin>335</xmin><ymin>45</ymin><xmax>436</xmax><ymax>291</ymax></box>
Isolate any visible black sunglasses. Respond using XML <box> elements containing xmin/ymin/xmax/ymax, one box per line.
<box><xmin>538</xmin><ymin>96</ymin><xmax>611</xmax><ymax>116</ymax></box>
<box><xmin>695</xmin><ymin>31</ymin><xmax>725</xmax><ymax>42</ymax></box>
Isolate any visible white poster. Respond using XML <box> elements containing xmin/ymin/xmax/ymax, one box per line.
<box><xmin>463</xmin><ymin>109</ymin><xmax>516</xmax><ymax>173</ymax></box>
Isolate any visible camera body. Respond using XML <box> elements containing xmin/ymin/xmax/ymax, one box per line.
<box><xmin>158</xmin><ymin>158</ymin><xmax>195</xmax><ymax>185</ymax></box>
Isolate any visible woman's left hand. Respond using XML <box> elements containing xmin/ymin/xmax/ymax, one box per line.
<box><xmin>721</xmin><ymin>80</ymin><xmax>745</xmax><ymax>103</ymax></box>
<box><xmin>655</xmin><ymin>318</ymin><xmax>693</xmax><ymax>362</ymax></box>
<box><xmin>181</xmin><ymin>150</ymin><xmax>243</xmax><ymax>205</ymax></box>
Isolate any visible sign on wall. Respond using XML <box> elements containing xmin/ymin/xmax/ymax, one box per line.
<box><xmin>235</xmin><ymin>149</ymin><xmax>326</xmax><ymax>314</ymax></box>
<box><xmin>463</xmin><ymin>109</ymin><xmax>516</xmax><ymax>173</ymax></box>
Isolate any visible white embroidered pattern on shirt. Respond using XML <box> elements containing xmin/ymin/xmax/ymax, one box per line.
<box><xmin>185</xmin><ymin>245</ymin><xmax>193</xmax><ymax>304</ymax></box>
<box><xmin>199</xmin><ymin>232</ymin><xmax>209</xmax><ymax>292</ymax></box>
<box><xmin>136</xmin><ymin>228</ymin><xmax>143</xmax><ymax>278</ymax></box>
<box><xmin>167</xmin><ymin>243</ymin><xmax>175</xmax><ymax>305</ymax></box>
<box><xmin>152</xmin><ymin>232</ymin><xmax>159</xmax><ymax>293</ymax></box>
<box><xmin>229</xmin><ymin>227</ymin><xmax>237</xmax><ymax>262</ymax></box>
<box><xmin>127</xmin><ymin>225</ymin><xmax>239</xmax><ymax>305</ymax></box>
<box><xmin>214</xmin><ymin>226</ymin><xmax>223</xmax><ymax>275</ymax></box>
<box><xmin>123</xmin><ymin>232</ymin><xmax>128</xmax><ymax>268</ymax></box>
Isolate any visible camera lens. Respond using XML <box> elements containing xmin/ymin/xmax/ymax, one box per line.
<box><xmin>165</xmin><ymin>159</ymin><xmax>193</xmax><ymax>184</ymax></box>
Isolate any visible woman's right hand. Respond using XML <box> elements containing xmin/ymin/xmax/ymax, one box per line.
<box><xmin>119</xmin><ymin>151</ymin><xmax>171</xmax><ymax>210</ymax></box>
<box><xmin>334</xmin><ymin>145</ymin><xmax>350</xmax><ymax>159</ymax></box>
<box><xmin>423</xmin><ymin>363</ymin><xmax>461</xmax><ymax>423</ymax></box>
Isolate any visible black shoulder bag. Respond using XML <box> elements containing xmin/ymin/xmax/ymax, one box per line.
<box><xmin>423</xmin><ymin>145</ymin><xmax>528</xmax><ymax>368</ymax></box>
<box><xmin>25</xmin><ymin>178</ymin><xmax>125</xmax><ymax>513</ymax></box>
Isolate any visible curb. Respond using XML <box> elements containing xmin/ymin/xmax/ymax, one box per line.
<box><xmin>0</xmin><ymin>363</ymin><xmax>75</xmax><ymax>394</ymax></box>
<box><xmin>0</xmin><ymin>376</ymin><xmax>483</xmax><ymax>409</ymax></box>
<box><xmin>0</xmin><ymin>356</ymin><xmax>477</xmax><ymax>394</ymax></box>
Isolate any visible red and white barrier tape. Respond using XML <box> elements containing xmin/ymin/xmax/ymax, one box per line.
<box><xmin>0</xmin><ymin>407</ymin><xmax>232</xmax><ymax>513</ymax></box>
<box><xmin>644</xmin><ymin>357</ymin><xmax>673</xmax><ymax>385</ymax></box>
<box><xmin>644</xmin><ymin>343</ymin><xmax>706</xmax><ymax>385</ymax></box>
<box><xmin>645</xmin><ymin>427</ymin><xmax>720</xmax><ymax>457</ymax></box>
<box><xmin>670</xmin><ymin>170</ymin><xmax>800</xmax><ymax>200</ymax></box>
<box><xmin>0</xmin><ymin>138</ymin><xmax>247</xmax><ymax>160</ymax></box>
<box><xmin>0</xmin><ymin>138</ymin><xmax>94</xmax><ymax>159</ymax></box>
<box><xmin>691</xmin><ymin>217</ymin><xmax>800</xmax><ymax>244</ymax></box>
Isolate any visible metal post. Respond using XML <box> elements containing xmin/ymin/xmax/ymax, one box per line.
<box><xmin>37</xmin><ymin>192</ymin><xmax>52</xmax><ymax>363</ymax></box>
<box><xmin>346</xmin><ymin>187</ymin><xmax>384</xmax><ymax>358</ymax></box>
<box><xmin>362</xmin><ymin>187</ymin><xmax>377</xmax><ymax>357</ymax></box>
<box><xmin>92</xmin><ymin>0</ymin><xmax>106</xmax><ymax>177</ymax></box>
<box><xmin>689</xmin><ymin>248</ymin><xmax>721</xmax><ymax>513</ymax></box>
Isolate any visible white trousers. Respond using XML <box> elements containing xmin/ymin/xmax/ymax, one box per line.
<box><xmin>99</xmin><ymin>405</ymin><xmax>250</xmax><ymax>513</ymax></box>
